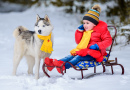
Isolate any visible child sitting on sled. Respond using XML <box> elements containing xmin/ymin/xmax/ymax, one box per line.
<box><xmin>44</xmin><ymin>4</ymin><xmax>112</xmax><ymax>73</ymax></box>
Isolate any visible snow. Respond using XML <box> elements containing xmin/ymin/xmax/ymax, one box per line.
<box><xmin>121</xmin><ymin>24</ymin><xmax>130</xmax><ymax>30</ymax></box>
<box><xmin>0</xmin><ymin>4</ymin><xmax>130</xmax><ymax>90</ymax></box>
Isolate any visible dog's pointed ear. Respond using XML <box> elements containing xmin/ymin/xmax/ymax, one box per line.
<box><xmin>44</xmin><ymin>14</ymin><xmax>51</xmax><ymax>23</ymax></box>
<box><xmin>36</xmin><ymin>14</ymin><xmax>40</xmax><ymax>22</ymax></box>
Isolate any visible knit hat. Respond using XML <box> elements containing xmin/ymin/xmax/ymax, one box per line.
<box><xmin>83</xmin><ymin>5</ymin><xmax>101</xmax><ymax>25</ymax></box>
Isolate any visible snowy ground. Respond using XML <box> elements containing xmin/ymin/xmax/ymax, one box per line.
<box><xmin>0</xmin><ymin>5</ymin><xmax>130</xmax><ymax>90</ymax></box>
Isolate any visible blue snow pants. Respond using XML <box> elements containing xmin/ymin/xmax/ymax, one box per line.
<box><xmin>59</xmin><ymin>55</ymin><xmax>95</xmax><ymax>69</ymax></box>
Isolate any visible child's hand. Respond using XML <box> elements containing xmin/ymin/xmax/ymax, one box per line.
<box><xmin>70</xmin><ymin>51</ymin><xmax>77</xmax><ymax>56</ymax></box>
<box><xmin>70</xmin><ymin>49</ymin><xmax>78</xmax><ymax>56</ymax></box>
<box><xmin>89</xmin><ymin>44</ymin><xmax>99</xmax><ymax>50</ymax></box>
<box><xmin>71</xmin><ymin>53</ymin><xmax>77</xmax><ymax>56</ymax></box>
<box><xmin>78</xmin><ymin>25</ymin><xmax>84</xmax><ymax>31</ymax></box>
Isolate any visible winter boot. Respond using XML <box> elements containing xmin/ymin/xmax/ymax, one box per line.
<box><xmin>44</xmin><ymin>57</ymin><xmax>55</xmax><ymax>71</ymax></box>
<box><xmin>53</xmin><ymin>59</ymin><xmax>65</xmax><ymax>73</ymax></box>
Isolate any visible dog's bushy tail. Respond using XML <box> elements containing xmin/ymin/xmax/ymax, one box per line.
<box><xmin>13</xmin><ymin>26</ymin><xmax>28</xmax><ymax>38</ymax></box>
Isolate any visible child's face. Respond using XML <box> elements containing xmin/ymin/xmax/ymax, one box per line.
<box><xmin>83</xmin><ymin>20</ymin><xmax>96</xmax><ymax>31</ymax></box>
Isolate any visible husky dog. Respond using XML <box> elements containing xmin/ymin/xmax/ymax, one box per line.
<box><xmin>12</xmin><ymin>15</ymin><xmax>53</xmax><ymax>79</ymax></box>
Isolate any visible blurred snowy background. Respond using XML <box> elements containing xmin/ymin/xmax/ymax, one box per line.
<box><xmin>0</xmin><ymin>0</ymin><xmax>130</xmax><ymax>90</ymax></box>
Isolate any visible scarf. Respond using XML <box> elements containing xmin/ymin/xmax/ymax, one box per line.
<box><xmin>37</xmin><ymin>32</ymin><xmax>53</xmax><ymax>54</ymax></box>
<box><xmin>70</xmin><ymin>30</ymin><xmax>93</xmax><ymax>55</ymax></box>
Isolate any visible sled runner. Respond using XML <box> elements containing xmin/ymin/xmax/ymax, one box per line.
<box><xmin>42</xmin><ymin>26</ymin><xmax>124</xmax><ymax>79</ymax></box>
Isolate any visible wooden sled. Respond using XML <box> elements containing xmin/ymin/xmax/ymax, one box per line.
<box><xmin>42</xmin><ymin>26</ymin><xmax>124</xmax><ymax>79</ymax></box>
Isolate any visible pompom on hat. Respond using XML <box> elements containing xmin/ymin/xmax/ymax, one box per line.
<box><xmin>83</xmin><ymin>5</ymin><xmax>101</xmax><ymax>25</ymax></box>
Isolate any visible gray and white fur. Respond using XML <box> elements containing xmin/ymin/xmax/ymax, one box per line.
<box><xmin>12</xmin><ymin>15</ymin><xmax>53</xmax><ymax>79</ymax></box>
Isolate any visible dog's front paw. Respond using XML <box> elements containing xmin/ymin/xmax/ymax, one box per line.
<box><xmin>28</xmin><ymin>70</ymin><xmax>33</xmax><ymax>75</ymax></box>
<box><xmin>12</xmin><ymin>72</ymin><xmax>16</xmax><ymax>76</ymax></box>
<box><xmin>35</xmin><ymin>76</ymin><xmax>39</xmax><ymax>80</ymax></box>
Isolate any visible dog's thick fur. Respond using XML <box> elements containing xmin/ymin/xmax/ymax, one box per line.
<box><xmin>12</xmin><ymin>15</ymin><xmax>53</xmax><ymax>79</ymax></box>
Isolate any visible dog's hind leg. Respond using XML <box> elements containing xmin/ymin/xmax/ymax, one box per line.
<box><xmin>12</xmin><ymin>52</ymin><xmax>24</xmax><ymax>75</ymax></box>
<box><xmin>12</xmin><ymin>41</ymin><xmax>25</xmax><ymax>76</ymax></box>
<box><xmin>25</xmin><ymin>55</ymin><xmax>35</xmax><ymax>74</ymax></box>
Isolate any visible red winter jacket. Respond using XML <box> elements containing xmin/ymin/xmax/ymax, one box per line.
<box><xmin>75</xmin><ymin>20</ymin><xmax>112</xmax><ymax>58</ymax></box>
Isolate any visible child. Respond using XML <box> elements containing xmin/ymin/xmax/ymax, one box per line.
<box><xmin>44</xmin><ymin>5</ymin><xmax>112</xmax><ymax>73</ymax></box>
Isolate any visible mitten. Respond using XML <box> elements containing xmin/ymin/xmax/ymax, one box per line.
<box><xmin>76</xmin><ymin>48</ymin><xmax>88</xmax><ymax>56</ymax></box>
<box><xmin>88</xmin><ymin>49</ymin><xmax>101</xmax><ymax>59</ymax></box>
<box><xmin>78</xmin><ymin>25</ymin><xmax>84</xmax><ymax>31</ymax></box>
<box><xmin>87</xmin><ymin>49</ymin><xmax>103</xmax><ymax>62</ymax></box>
<box><xmin>89</xmin><ymin>44</ymin><xmax>99</xmax><ymax>50</ymax></box>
